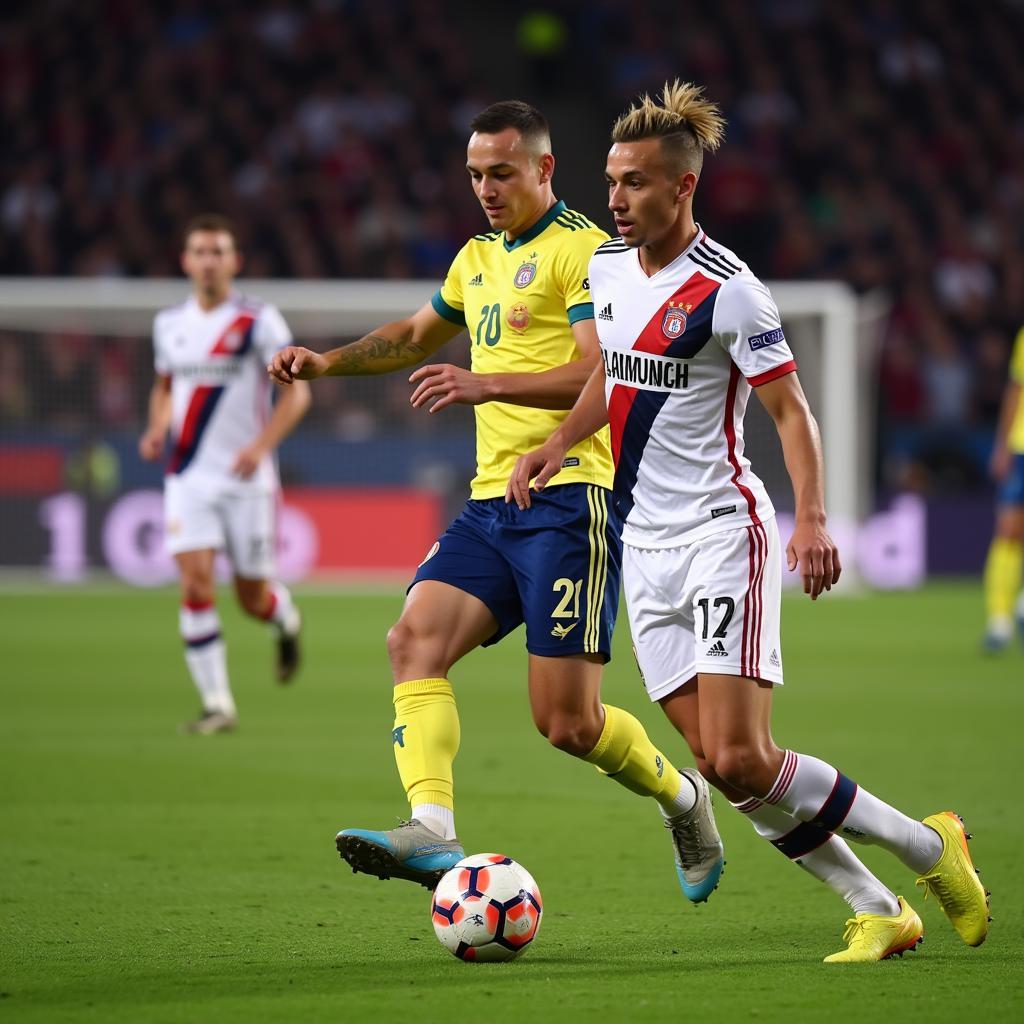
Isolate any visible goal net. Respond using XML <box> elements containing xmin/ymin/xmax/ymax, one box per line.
<box><xmin>0</xmin><ymin>278</ymin><xmax>880</xmax><ymax>587</ymax></box>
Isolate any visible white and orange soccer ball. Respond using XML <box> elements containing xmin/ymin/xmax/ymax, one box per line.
<box><xmin>430</xmin><ymin>854</ymin><xmax>543</xmax><ymax>962</ymax></box>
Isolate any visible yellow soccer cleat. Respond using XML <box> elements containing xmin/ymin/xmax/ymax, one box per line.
<box><xmin>916</xmin><ymin>811</ymin><xmax>991</xmax><ymax>947</ymax></box>
<box><xmin>823</xmin><ymin>896</ymin><xmax>924</xmax><ymax>963</ymax></box>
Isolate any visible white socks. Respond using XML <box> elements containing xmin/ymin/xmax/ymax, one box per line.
<box><xmin>261</xmin><ymin>581</ymin><xmax>300</xmax><ymax>635</ymax></box>
<box><xmin>658</xmin><ymin>771</ymin><xmax>699</xmax><ymax>818</ymax></box>
<box><xmin>180</xmin><ymin>602</ymin><xmax>235</xmax><ymax>716</ymax></box>
<box><xmin>765</xmin><ymin>750</ymin><xmax>943</xmax><ymax>874</ymax></box>
<box><xmin>413</xmin><ymin>803</ymin><xmax>457</xmax><ymax>841</ymax></box>
<box><xmin>734</xmin><ymin>797</ymin><xmax>900</xmax><ymax>917</ymax></box>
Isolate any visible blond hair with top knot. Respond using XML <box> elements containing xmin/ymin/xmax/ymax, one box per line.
<box><xmin>611</xmin><ymin>80</ymin><xmax>726</xmax><ymax>174</ymax></box>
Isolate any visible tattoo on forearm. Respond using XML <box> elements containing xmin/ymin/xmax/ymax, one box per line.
<box><xmin>334</xmin><ymin>334</ymin><xmax>426</xmax><ymax>373</ymax></box>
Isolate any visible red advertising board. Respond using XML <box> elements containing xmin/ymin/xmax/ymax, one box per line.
<box><xmin>283</xmin><ymin>488</ymin><xmax>442</xmax><ymax>572</ymax></box>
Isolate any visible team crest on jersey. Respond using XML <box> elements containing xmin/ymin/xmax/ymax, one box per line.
<box><xmin>506</xmin><ymin>302</ymin><xmax>530</xmax><ymax>333</ymax></box>
<box><xmin>661</xmin><ymin>301</ymin><xmax>691</xmax><ymax>339</ymax></box>
<box><xmin>514</xmin><ymin>261</ymin><xmax>537</xmax><ymax>289</ymax></box>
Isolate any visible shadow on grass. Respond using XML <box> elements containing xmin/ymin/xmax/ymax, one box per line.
<box><xmin>14</xmin><ymin>941</ymin><xmax>1016</xmax><ymax>1014</ymax></box>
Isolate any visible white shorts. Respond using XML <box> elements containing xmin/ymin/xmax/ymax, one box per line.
<box><xmin>623</xmin><ymin>516</ymin><xmax>784</xmax><ymax>702</ymax></box>
<box><xmin>164</xmin><ymin>474</ymin><xmax>277</xmax><ymax>579</ymax></box>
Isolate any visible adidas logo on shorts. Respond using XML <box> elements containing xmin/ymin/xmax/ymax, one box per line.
<box><xmin>769</xmin><ymin>648</ymin><xmax>780</xmax><ymax>667</ymax></box>
<box><xmin>706</xmin><ymin>640</ymin><xmax>728</xmax><ymax>657</ymax></box>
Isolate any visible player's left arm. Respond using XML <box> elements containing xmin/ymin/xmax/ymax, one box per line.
<box><xmin>233</xmin><ymin>378</ymin><xmax>312</xmax><ymax>479</ymax></box>
<box><xmin>755</xmin><ymin>372</ymin><xmax>841</xmax><ymax>599</ymax></box>
<box><xmin>409</xmin><ymin>319</ymin><xmax>598</xmax><ymax>413</ymax></box>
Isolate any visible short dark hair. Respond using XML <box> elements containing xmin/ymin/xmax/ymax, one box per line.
<box><xmin>184</xmin><ymin>213</ymin><xmax>237</xmax><ymax>247</ymax></box>
<box><xmin>469</xmin><ymin>100</ymin><xmax>550</xmax><ymax>150</ymax></box>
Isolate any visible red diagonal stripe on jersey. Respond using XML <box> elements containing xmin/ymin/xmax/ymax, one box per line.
<box><xmin>167</xmin><ymin>384</ymin><xmax>219</xmax><ymax>474</ymax></box>
<box><xmin>210</xmin><ymin>313</ymin><xmax>256</xmax><ymax>355</ymax></box>
<box><xmin>607</xmin><ymin>270</ymin><xmax>721</xmax><ymax>464</ymax></box>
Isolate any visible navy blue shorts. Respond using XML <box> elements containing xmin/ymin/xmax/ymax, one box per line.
<box><xmin>999</xmin><ymin>453</ymin><xmax>1024</xmax><ymax>506</ymax></box>
<box><xmin>411</xmin><ymin>483</ymin><xmax>622</xmax><ymax>660</ymax></box>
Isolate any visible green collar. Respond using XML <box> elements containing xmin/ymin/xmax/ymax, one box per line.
<box><xmin>504</xmin><ymin>199</ymin><xmax>566</xmax><ymax>252</ymax></box>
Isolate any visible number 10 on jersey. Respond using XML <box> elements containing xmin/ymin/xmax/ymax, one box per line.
<box><xmin>475</xmin><ymin>304</ymin><xmax>501</xmax><ymax>346</ymax></box>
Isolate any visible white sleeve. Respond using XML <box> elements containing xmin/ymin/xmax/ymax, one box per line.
<box><xmin>713</xmin><ymin>273</ymin><xmax>797</xmax><ymax>386</ymax></box>
<box><xmin>254</xmin><ymin>304</ymin><xmax>293</xmax><ymax>362</ymax></box>
<box><xmin>153</xmin><ymin>313</ymin><xmax>171</xmax><ymax>376</ymax></box>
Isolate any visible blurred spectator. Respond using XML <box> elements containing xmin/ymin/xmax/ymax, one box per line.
<box><xmin>1</xmin><ymin>0</ymin><xmax>1023</xmax><ymax>487</ymax></box>
<box><xmin>0</xmin><ymin>336</ymin><xmax>30</xmax><ymax>422</ymax></box>
<box><xmin>921</xmin><ymin>322</ymin><xmax>972</xmax><ymax>426</ymax></box>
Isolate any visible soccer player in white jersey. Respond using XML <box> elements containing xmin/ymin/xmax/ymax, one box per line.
<box><xmin>139</xmin><ymin>214</ymin><xmax>311</xmax><ymax>734</ymax></box>
<box><xmin>508</xmin><ymin>81</ymin><xmax>991</xmax><ymax>962</ymax></box>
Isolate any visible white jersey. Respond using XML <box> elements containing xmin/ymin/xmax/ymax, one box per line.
<box><xmin>590</xmin><ymin>229</ymin><xmax>796</xmax><ymax>548</ymax></box>
<box><xmin>153</xmin><ymin>293</ymin><xmax>292</xmax><ymax>491</ymax></box>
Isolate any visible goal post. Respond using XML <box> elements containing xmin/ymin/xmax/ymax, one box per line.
<box><xmin>0</xmin><ymin>277</ymin><xmax>879</xmax><ymax>586</ymax></box>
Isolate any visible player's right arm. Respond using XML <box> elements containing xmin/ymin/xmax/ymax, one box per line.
<box><xmin>505</xmin><ymin>359</ymin><xmax>609</xmax><ymax>510</ymax></box>
<box><xmin>139</xmin><ymin>374</ymin><xmax>172</xmax><ymax>461</ymax></box>
<box><xmin>267</xmin><ymin>303</ymin><xmax>462</xmax><ymax>384</ymax></box>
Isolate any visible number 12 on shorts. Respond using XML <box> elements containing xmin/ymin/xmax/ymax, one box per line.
<box><xmin>697</xmin><ymin>596</ymin><xmax>734</xmax><ymax>640</ymax></box>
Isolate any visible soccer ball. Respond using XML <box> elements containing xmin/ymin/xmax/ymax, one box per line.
<box><xmin>430</xmin><ymin>853</ymin><xmax>543</xmax><ymax>962</ymax></box>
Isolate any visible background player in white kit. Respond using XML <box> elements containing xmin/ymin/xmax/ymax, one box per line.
<box><xmin>139</xmin><ymin>214</ymin><xmax>311</xmax><ymax>734</ymax></box>
<box><xmin>508</xmin><ymin>82</ymin><xmax>990</xmax><ymax>962</ymax></box>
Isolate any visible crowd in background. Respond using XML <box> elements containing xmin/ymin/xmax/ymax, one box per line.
<box><xmin>1</xmin><ymin>0</ymin><xmax>1022</xmax><ymax>493</ymax></box>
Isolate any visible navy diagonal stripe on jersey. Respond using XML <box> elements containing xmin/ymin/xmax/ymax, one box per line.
<box><xmin>611</xmin><ymin>286</ymin><xmax>720</xmax><ymax>517</ymax></box>
<box><xmin>614</xmin><ymin>390</ymin><xmax>673</xmax><ymax>519</ymax></box>
<box><xmin>167</xmin><ymin>385</ymin><xmax>226</xmax><ymax>475</ymax></box>
<box><xmin>234</xmin><ymin>319</ymin><xmax>255</xmax><ymax>356</ymax></box>
<box><xmin>660</xmin><ymin>290</ymin><xmax>718</xmax><ymax>360</ymax></box>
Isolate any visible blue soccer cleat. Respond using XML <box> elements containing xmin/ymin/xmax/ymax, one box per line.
<box><xmin>336</xmin><ymin>818</ymin><xmax>465</xmax><ymax>890</ymax></box>
<box><xmin>664</xmin><ymin>768</ymin><xmax>725</xmax><ymax>904</ymax></box>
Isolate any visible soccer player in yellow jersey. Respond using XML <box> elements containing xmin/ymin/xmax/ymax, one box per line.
<box><xmin>269</xmin><ymin>101</ymin><xmax>723</xmax><ymax>900</ymax></box>
<box><xmin>982</xmin><ymin>325</ymin><xmax>1024</xmax><ymax>651</ymax></box>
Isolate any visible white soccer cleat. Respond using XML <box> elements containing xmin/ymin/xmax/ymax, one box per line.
<box><xmin>179</xmin><ymin>709</ymin><xmax>237</xmax><ymax>735</ymax></box>
<box><xmin>664</xmin><ymin>768</ymin><xmax>725</xmax><ymax>904</ymax></box>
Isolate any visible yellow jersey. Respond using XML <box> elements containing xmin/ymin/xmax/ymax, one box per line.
<box><xmin>431</xmin><ymin>200</ymin><xmax>615</xmax><ymax>499</ymax></box>
<box><xmin>1010</xmin><ymin>325</ymin><xmax>1024</xmax><ymax>454</ymax></box>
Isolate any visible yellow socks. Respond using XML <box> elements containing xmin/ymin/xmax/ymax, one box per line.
<box><xmin>392</xmin><ymin>678</ymin><xmax>460</xmax><ymax>813</ymax></box>
<box><xmin>983</xmin><ymin>537</ymin><xmax>1022</xmax><ymax>627</ymax></box>
<box><xmin>584</xmin><ymin>704</ymin><xmax>682</xmax><ymax>810</ymax></box>
<box><xmin>390</xmin><ymin>687</ymin><xmax>685</xmax><ymax>833</ymax></box>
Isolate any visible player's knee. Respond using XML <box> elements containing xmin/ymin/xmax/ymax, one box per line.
<box><xmin>695</xmin><ymin>757</ymin><xmax>722</xmax><ymax>789</ymax></box>
<box><xmin>539</xmin><ymin>713</ymin><xmax>601</xmax><ymax>758</ymax></box>
<box><xmin>386</xmin><ymin>618</ymin><xmax>437</xmax><ymax>676</ymax></box>
<box><xmin>237</xmin><ymin>589</ymin><xmax>268</xmax><ymax>618</ymax></box>
<box><xmin>386</xmin><ymin>620</ymin><xmax>412</xmax><ymax>670</ymax></box>
<box><xmin>707</xmin><ymin>744</ymin><xmax>768</xmax><ymax>794</ymax></box>
<box><xmin>181</xmin><ymin>578</ymin><xmax>214</xmax><ymax>607</ymax></box>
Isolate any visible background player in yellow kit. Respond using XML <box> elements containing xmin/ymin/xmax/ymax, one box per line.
<box><xmin>268</xmin><ymin>101</ymin><xmax>723</xmax><ymax>900</ymax></box>
<box><xmin>982</xmin><ymin>325</ymin><xmax>1024</xmax><ymax>651</ymax></box>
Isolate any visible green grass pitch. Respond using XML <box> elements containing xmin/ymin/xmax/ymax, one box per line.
<box><xmin>1</xmin><ymin>582</ymin><xmax>1021</xmax><ymax>1022</ymax></box>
